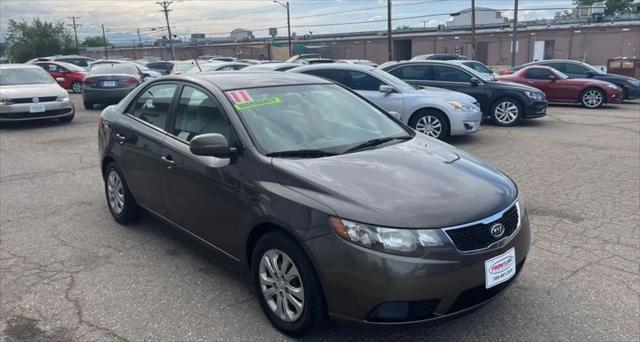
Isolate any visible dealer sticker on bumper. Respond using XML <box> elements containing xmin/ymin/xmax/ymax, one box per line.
<box><xmin>485</xmin><ymin>247</ymin><xmax>516</xmax><ymax>289</ymax></box>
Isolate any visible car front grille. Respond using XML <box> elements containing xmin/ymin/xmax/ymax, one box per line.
<box><xmin>0</xmin><ymin>108</ymin><xmax>72</xmax><ymax>120</ymax></box>
<box><xmin>10</xmin><ymin>96</ymin><xmax>58</xmax><ymax>104</ymax></box>
<box><xmin>444</xmin><ymin>204</ymin><xmax>519</xmax><ymax>252</ymax></box>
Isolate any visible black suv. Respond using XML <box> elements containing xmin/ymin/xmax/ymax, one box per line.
<box><xmin>504</xmin><ymin>59</ymin><xmax>640</xmax><ymax>100</ymax></box>
<box><xmin>381</xmin><ymin>61</ymin><xmax>547</xmax><ymax>126</ymax></box>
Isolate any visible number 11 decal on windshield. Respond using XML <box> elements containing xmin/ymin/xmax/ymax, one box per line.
<box><xmin>228</xmin><ymin>90</ymin><xmax>253</xmax><ymax>104</ymax></box>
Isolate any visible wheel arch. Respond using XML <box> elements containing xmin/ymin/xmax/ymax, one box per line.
<box><xmin>408</xmin><ymin>106</ymin><xmax>451</xmax><ymax>128</ymax></box>
<box><xmin>581</xmin><ymin>86</ymin><xmax>607</xmax><ymax>104</ymax></box>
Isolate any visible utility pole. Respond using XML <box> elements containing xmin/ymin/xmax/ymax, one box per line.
<box><xmin>471</xmin><ymin>0</ymin><xmax>476</xmax><ymax>59</ymax></box>
<box><xmin>273</xmin><ymin>1</ymin><xmax>292</xmax><ymax>58</ymax></box>
<box><xmin>101</xmin><ymin>24</ymin><xmax>108</xmax><ymax>58</ymax></box>
<box><xmin>387</xmin><ymin>0</ymin><xmax>393</xmax><ymax>61</ymax></box>
<box><xmin>510</xmin><ymin>0</ymin><xmax>519</xmax><ymax>66</ymax></box>
<box><xmin>157</xmin><ymin>1</ymin><xmax>175</xmax><ymax>60</ymax></box>
<box><xmin>137</xmin><ymin>29</ymin><xmax>143</xmax><ymax>48</ymax></box>
<box><xmin>67</xmin><ymin>16</ymin><xmax>81</xmax><ymax>48</ymax></box>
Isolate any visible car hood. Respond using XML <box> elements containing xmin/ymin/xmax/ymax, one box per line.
<box><xmin>560</xmin><ymin>77</ymin><xmax>618</xmax><ymax>87</ymax></box>
<box><xmin>596</xmin><ymin>73</ymin><xmax>639</xmax><ymax>84</ymax></box>
<box><xmin>0</xmin><ymin>83</ymin><xmax>66</xmax><ymax>98</ymax></box>
<box><xmin>413</xmin><ymin>86</ymin><xmax>478</xmax><ymax>104</ymax></box>
<box><xmin>272</xmin><ymin>135</ymin><xmax>517</xmax><ymax>228</ymax></box>
<box><xmin>490</xmin><ymin>80</ymin><xmax>541</xmax><ymax>92</ymax></box>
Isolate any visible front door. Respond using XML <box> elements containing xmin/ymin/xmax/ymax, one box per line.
<box><xmin>523</xmin><ymin>68</ymin><xmax>555</xmax><ymax>99</ymax></box>
<box><xmin>160</xmin><ymin>84</ymin><xmax>246</xmax><ymax>254</ymax></box>
<box><xmin>115</xmin><ymin>82</ymin><xmax>178</xmax><ymax>215</ymax></box>
<box><xmin>336</xmin><ymin>70</ymin><xmax>404</xmax><ymax>114</ymax></box>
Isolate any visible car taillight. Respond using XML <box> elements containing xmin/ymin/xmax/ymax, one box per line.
<box><xmin>124</xmin><ymin>77</ymin><xmax>140</xmax><ymax>85</ymax></box>
<box><xmin>83</xmin><ymin>78</ymin><xmax>96</xmax><ymax>86</ymax></box>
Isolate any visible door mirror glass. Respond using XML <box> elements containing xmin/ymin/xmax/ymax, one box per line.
<box><xmin>470</xmin><ymin>77</ymin><xmax>481</xmax><ymax>86</ymax></box>
<box><xmin>388</xmin><ymin>111</ymin><xmax>401</xmax><ymax>120</ymax></box>
<box><xmin>379</xmin><ymin>85</ymin><xmax>394</xmax><ymax>93</ymax></box>
<box><xmin>548</xmin><ymin>75</ymin><xmax>557</xmax><ymax>82</ymax></box>
<box><xmin>190</xmin><ymin>133</ymin><xmax>237</xmax><ymax>158</ymax></box>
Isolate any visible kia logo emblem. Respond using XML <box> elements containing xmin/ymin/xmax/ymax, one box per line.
<box><xmin>490</xmin><ymin>223</ymin><xmax>505</xmax><ymax>238</ymax></box>
<box><xmin>32</xmin><ymin>97</ymin><xmax>39</xmax><ymax>103</ymax></box>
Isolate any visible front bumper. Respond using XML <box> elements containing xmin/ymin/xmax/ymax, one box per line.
<box><xmin>0</xmin><ymin>99</ymin><xmax>75</xmax><ymax>122</ymax></box>
<box><xmin>523</xmin><ymin>100</ymin><xmax>547</xmax><ymax>119</ymax></box>
<box><xmin>607</xmin><ymin>89</ymin><xmax>624</xmax><ymax>104</ymax></box>
<box><xmin>449</xmin><ymin>108</ymin><xmax>482</xmax><ymax>136</ymax></box>
<box><xmin>622</xmin><ymin>84</ymin><xmax>640</xmax><ymax>100</ymax></box>
<box><xmin>305</xmin><ymin>210</ymin><xmax>531</xmax><ymax>325</ymax></box>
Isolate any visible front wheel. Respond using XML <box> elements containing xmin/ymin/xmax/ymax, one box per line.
<box><xmin>251</xmin><ymin>231</ymin><xmax>326</xmax><ymax>337</ymax></box>
<box><xmin>104</xmin><ymin>163</ymin><xmax>140</xmax><ymax>224</ymax></box>
<box><xmin>581</xmin><ymin>88</ymin><xmax>604</xmax><ymax>108</ymax></box>
<box><xmin>409</xmin><ymin>110</ymin><xmax>450</xmax><ymax>140</ymax></box>
<box><xmin>491</xmin><ymin>98</ymin><xmax>522</xmax><ymax>126</ymax></box>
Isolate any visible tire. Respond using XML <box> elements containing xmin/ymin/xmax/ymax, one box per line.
<box><xmin>83</xmin><ymin>101</ymin><xmax>94</xmax><ymax>110</ymax></box>
<box><xmin>71</xmin><ymin>81</ymin><xmax>82</xmax><ymax>93</ymax></box>
<box><xmin>621</xmin><ymin>87</ymin><xmax>628</xmax><ymax>101</ymax></box>
<box><xmin>58</xmin><ymin>114</ymin><xmax>74</xmax><ymax>123</ymax></box>
<box><xmin>491</xmin><ymin>98</ymin><xmax>522</xmax><ymax>126</ymax></box>
<box><xmin>408</xmin><ymin>109</ymin><xmax>450</xmax><ymax>140</ymax></box>
<box><xmin>104</xmin><ymin>162</ymin><xmax>140</xmax><ymax>224</ymax></box>
<box><xmin>580</xmin><ymin>88</ymin><xmax>605</xmax><ymax>109</ymax></box>
<box><xmin>251</xmin><ymin>231</ymin><xmax>326</xmax><ymax>337</ymax></box>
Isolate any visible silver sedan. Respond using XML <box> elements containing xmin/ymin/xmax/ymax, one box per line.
<box><xmin>0</xmin><ymin>64</ymin><xmax>75</xmax><ymax>122</ymax></box>
<box><xmin>289</xmin><ymin>63</ymin><xmax>481</xmax><ymax>140</ymax></box>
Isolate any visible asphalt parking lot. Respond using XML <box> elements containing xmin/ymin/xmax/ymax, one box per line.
<box><xmin>1</xmin><ymin>95</ymin><xmax>638</xmax><ymax>341</ymax></box>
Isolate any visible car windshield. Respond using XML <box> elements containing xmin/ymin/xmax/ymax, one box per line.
<box><xmin>58</xmin><ymin>62</ymin><xmax>85</xmax><ymax>72</ymax></box>
<box><xmin>0</xmin><ymin>68</ymin><xmax>54</xmax><ymax>85</ymax></box>
<box><xmin>458</xmin><ymin>64</ymin><xmax>493</xmax><ymax>82</ymax></box>
<box><xmin>464</xmin><ymin>62</ymin><xmax>494</xmax><ymax>74</ymax></box>
<box><xmin>90</xmin><ymin>64</ymin><xmax>137</xmax><ymax>75</ymax></box>
<box><xmin>227</xmin><ymin>84</ymin><xmax>410</xmax><ymax>156</ymax></box>
<box><xmin>371</xmin><ymin>68</ymin><xmax>416</xmax><ymax>92</ymax></box>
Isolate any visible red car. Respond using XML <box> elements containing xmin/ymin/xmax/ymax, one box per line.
<box><xmin>496</xmin><ymin>66</ymin><xmax>622</xmax><ymax>108</ymax></box>
<box><xmin>35</xmin><ymin>61</ymin><xmax>87</xmax><ymax>93</ymax></box>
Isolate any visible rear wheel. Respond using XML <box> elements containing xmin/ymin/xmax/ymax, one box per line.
<box><xmin>71</xmin><ymin>81</ymin><xmax>82</xmax><ymax>93</ymax></box>
<box><xmin>491</xmin><ymin>98</ymin><xmax>522</xmax><ymax>126</ymax></box>
<box><xmin>104</xmin><ymin>162</ymin><xmax>140</xmax><ymax>224</ymax></box>
<box><xmin>251</xmin><ymin>231</ymin><xmax>326</xmax><ymax>337</ymax></box>
<box><xmin>580</xmin><ymin>88</ymin><xmax>604</xmax><ymax>108</ymax></box>
<box><xmin>409</xmin><ymin>109</ymin><xmax>450</xmax><ymax>140</ymax></box>
<box><xmin>83</xmin><ymin>101</ymin><xmax>94</xmax><ymax>110</ymax></box>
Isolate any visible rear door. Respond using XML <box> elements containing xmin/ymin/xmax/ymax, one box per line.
<box><xmin>114</xmin><ymin>82</ymin><xmax>179</xmax><ymax>215</ymax></box>
<box><xmin>387</xmin><ymin>64</ymin><xmax>434</xmax><ymax>88</ymax></box>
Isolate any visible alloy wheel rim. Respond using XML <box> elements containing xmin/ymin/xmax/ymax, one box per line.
<box><xmin>258</xmin><ymin>249</ymin><xmax>304</xmax><ymax>322</ymax></box>
<box><xmin>494</xmin><ymin>101</ymin><xmax>519</xmax><ymax>124</ymax></box>
<box><xmin>583</xmin><ymin>90</ymin><xmax>602</xmax><ymax>108</ymax></box>
<box><xmin>415</xmin><ymin>115</ymin><xmax>443</xmax><ymax>138</ymax></box>
<box><xmin>107</xmin><ymin>171</ymin><xmax>125</xmax><ymax>215</ymax></box>
<box><xmin>72</xmin><ymin>82</ymin><xmax>81</xmax><ymax>93</ymax></box>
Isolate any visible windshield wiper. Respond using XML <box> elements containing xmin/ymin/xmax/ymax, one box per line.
<box><xmin>266</xmin><ymin>149</ymin><xmax>337</xmax><ymax>158</ymax></box>
<box><xmin>343</xmin><ymin>135</ymin><xmax>412</xmax><ymax>154</ymax></box>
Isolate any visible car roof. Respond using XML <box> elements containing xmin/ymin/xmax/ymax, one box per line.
<box><xmin>290</xmin><ymin>63</ymin><xmax>375</xmax><ymax>72</ymax></box>
<box><xmin>243</xmin><ymin>63</ymin><xmax>300</xmax><ymax>70</ymax></box>
<box><xmin>0</xmin><ymin>63</ymin><xmax>42</xmax><ymax>70</ymax></box>
<box><xmin>384</xmin><ymin>60</ymin><xmax>463</xmax><ymax>67</ymax></box>
<box><xmin>164</xmin><ymin>71</ymin><xmax>332</xmax><ymax>91</ymax></box>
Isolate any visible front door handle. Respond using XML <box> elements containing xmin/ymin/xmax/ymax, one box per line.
<box><xmin>161</xmin><ymin>155</ymin><xmax>176</xmax><ymax>167</ymax></box>
<box><xmin>114</xmin><ymin>133</ymin><xmax>127</xmax><ymax>144</ymax></box>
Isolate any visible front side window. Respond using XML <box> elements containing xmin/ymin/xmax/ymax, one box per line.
<box><xmin>173</xmin><ymin>86</ymin><xmax>235</xmax><ymax>142</ymax></box>
<box><xmin>432</xmin><ymin>65</ymin><xmax>471</xmax><ymax>82</ymax></box>
<box><xmin>337</xmin><ymin>70</ymin><xmax>382</xmax><ymax>91</ymax></box>
<box><xmin>525</xmin><ymin>68</ymin><xmax>552</xmax><ymax>80</ymax></box>
<box><xmin>227</xmin><ymin>84</ymin><xmax>409</xmax><ymax>155</ymax></box>
<box><xmin>389</xmin><ymin>65</ymin><xmax>430</xmax><ymax>80</ymax></box>
<box><xmin>129</xmin><ymin>83</ymin><xmax>177</xmax><ymax>129</ymax></box>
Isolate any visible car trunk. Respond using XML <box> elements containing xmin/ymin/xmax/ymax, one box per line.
<box><xmin>83</xmin><ymin>74</ymin><xmax>140</xmax><ymax>90</ymax></box>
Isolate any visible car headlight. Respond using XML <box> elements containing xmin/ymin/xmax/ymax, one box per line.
<box><xmin>56</xmin><ymin>93</ymin><xmax>69</xmax><ymax>101</ymax></box>
<box><xmin>0</xmin><ymin>95</ymin><xmax>14</xmax><ymax>105</ymax></box>
<box><xmin>524</xmin><ymin>90</ymin><xmax>544</xmax><ymax>100</ymax></box>
<box><xmin>447</xmin><ymin>100</ymin><xmax>477</xmax><ymax>112</ymax></box>
<box><xmin>330</xmin><ymin>217</ymin><xmax>449</xmax><ymax>257</ymax></box>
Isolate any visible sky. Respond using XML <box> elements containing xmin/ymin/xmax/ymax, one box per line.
<box><xmin>0</xmin><ymin>0</ymin><xmax>574</xmax><ymax>45</ymax></box>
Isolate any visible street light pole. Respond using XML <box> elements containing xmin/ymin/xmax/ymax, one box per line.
<box><xmin>273</xmin><ymin>0</ymin><xmax>292</xmax><ymax>57</ymax></box>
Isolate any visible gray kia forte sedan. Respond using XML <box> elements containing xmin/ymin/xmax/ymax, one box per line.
<box><xmin>98</xmin><ymin>72</ymin><xmax>530</xmax><ymax>337</ymax></box>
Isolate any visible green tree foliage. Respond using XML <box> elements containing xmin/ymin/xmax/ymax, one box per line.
<box><xmin>5</xmin><ymin>19</ymin><xmax>78</xmax><ymax>62</ymax></box>
<box><xmin>573</xmin><ymin>0</ymin><xmax>634</xmax><ymax>15</ymax></box>
<box><xmin>81</xmin><ymin>36</ymin><xmax>109</xmax><ymax>47</ymax></box>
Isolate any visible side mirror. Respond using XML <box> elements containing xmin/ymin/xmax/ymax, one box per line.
<box><xmin>55</xmin><ymin>77</ymin><xmax>65</xmax><ymax>83</ymax></box>
<box><xmin>379</xmin><ymin>85</ymin><xmax>394</xmax><ymax>93</ymax></box>
<box><xmin>388</xmin><ymin>111</ymin><xmax>401</xmax><ymax>120</ymax></box>
<box><xmin>548</xmin><ymin>75</ymin><xmax>557</xmax><ymax>82</ymax></box>
<box><xmin>470</xmin><ymin>78</ymin><xmax>481</xmax><ymax>86</ymax></box>
<box><xmin>190</xmin><ymin>133</ymin><xmax>237</xmax><ymax>158</ymax></box>
<box><xmin>586</xmin><ymin>71</ymin><xmax>595</xmax><ymax>78</ymax></box>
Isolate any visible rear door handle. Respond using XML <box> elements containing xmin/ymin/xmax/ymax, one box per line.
<box><xmin>161</xmin><ymin>155</ymin><xmax>176</xmax><ymax>167</ymax></box>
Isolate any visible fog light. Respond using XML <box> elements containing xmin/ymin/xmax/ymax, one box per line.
<box><xmin>463</xmin><ymin>121</ymin><xmax>476</xmax><ymax>130</ymax></box>
<box><xmin>367</xmin><ymin>299</ymin><xmax>440</xmax><ymax>322</ymax></box>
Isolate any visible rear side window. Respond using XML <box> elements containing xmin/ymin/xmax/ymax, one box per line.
<box><xmin>172</xmin><ymin>86</ymin><xmax>236</xmax><ymax>143</ymax></box>
<box><xmin>389</xmin><ymin>65</ymin><xmax>430</xmax><ymax>80</ymax></box>
<box><xmin>432</xmin><ymin>65</ymin><xmax>471</xmax><ymax>82</ymax></box>
<box><xmin>525</xmin><ymin>68</ymin><xmax>552</xmax><ymax>79</ymax></box>
<box><xmin>129</xmin><ymin>83</ymin><xmax>178</xmax><ymax>129</ymax></box>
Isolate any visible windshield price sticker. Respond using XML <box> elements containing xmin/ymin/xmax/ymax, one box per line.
<box><xmin>228</xmin><ymin>90</ymin><xmax>282</xmax><ymax>110</ymax></box>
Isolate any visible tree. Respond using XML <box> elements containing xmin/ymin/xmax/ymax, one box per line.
<box><xmin>5</xmin><ymin>19</ymin><xmax>77</xmax><ymax>62</ymax></box>
<box><xmin>572</xmin><ymin>0</ymin><xmax>634</xmax><ymax>15</ymax></box>
<box><xmin>81</xmin><ymin>36</ymin><xmax>109</xmax><ymax>47</ymax></box>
